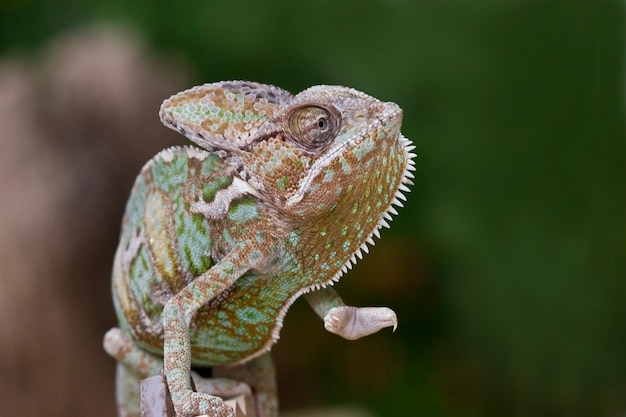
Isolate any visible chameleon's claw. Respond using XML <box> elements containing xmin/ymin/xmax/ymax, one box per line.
<box><xmin>324</xmin><ymin>306</ymin><xmax>398</xmax><ymax>340</ymax></box>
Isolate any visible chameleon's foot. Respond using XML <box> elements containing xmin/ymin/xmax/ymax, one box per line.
<box><xmin>172</xmin><ymin>389</ymin><xmax>236</xmax><ymax>417</ymax></box>
<box><xmin>324</xmin><ymin>306</ymin><xmax>398</xmax><ymax>340</ymax></box>
<box><xmin>103</xmin><ymin>327</ymin><xmax>130</xmax><ymax>358</ymax></box>
<box><xmin>103</xmin><ymin>327</ymin><xmax>163</xmax><ymax>378</ymax></box>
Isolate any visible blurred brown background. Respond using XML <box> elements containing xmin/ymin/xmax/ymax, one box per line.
<box><xmin>0</xmin><ymin>2</ymin><xmax>624</xmax><ymax>417</ymax></box>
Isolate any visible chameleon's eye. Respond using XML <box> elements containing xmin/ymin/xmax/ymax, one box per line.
<box><xmin>287</xmin><ymin>105</ymin><xmax>339</xmax><ymax>151</ymax></box>
<box><xmin>317</xmin><ymin>116</ymin><xmax>329</xmax><ymax>131</ymax></box>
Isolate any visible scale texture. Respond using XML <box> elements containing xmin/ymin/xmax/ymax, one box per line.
<box><xmin>104</xmin><ymin>81</ymin><xmax>416</xmax><ymax>417</ymax></box>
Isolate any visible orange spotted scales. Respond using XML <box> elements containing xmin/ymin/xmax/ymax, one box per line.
<box><xmin>104</xmin><ymin>81</ymin><xmax>416</xmax><ymax>417</ymax></box>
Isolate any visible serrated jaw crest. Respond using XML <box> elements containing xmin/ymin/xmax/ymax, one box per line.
<box><xmin>318</xmin><ymin>132</ymin><xmax>416</xmax><ymax>287</ymax></box>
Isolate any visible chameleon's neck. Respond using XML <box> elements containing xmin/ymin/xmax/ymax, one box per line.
<box><xmin>279</xmin><ymin>138</ymin><xmax>408</xmax><ymax>288</ymax></box>
<box><xmin>281</xmin><ymin>186</ymin><xmax>390</xmax><ymax>288</ymax></box>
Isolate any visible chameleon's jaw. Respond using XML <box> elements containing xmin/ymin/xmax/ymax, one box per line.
<box><xmin>312</xmin><ymin>131</ymin><xmax>416</xmax><ymax>290</ymax></box>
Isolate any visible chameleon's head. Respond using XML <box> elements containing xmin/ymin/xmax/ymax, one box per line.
<box><xmin>159</xmin><ymin>81</ymin><xmax>415</xmax><ymax>221</ymax></box>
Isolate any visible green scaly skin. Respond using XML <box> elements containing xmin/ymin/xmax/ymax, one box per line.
<box><xmin>104</xmin><ymin>81</ymin><xmax>416</xmax><ymax>417</ymax></box>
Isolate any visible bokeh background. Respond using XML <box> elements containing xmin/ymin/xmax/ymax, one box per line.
<box><xmin>0</xmin><ymin>1</ymin><xmax>624</xmax><ymax>417</ymax></box>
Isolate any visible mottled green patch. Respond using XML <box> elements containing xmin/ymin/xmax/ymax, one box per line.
<box><xmin>236</xmin><ymin>306</ymin><xmax>264</xmax><ymax>324</ymax></box>
<box><xmin>124</xmin><ymin>174</ymin><xmax>148</xmax><ymax>235</ymax></box>
<box><xmin>129</xmin><ymin>244</ymin><xmax>151</xmax><ymax>287</ymax></box>
<box><xmin>247</xmin><ymin>249</ymin><xmax>263</xmax><ymax>264</ymax></box>
<box><xmin>352</xmin><ymin>136</ymin><xmax>376</xmax><ymax>160</ymax></box>
<box><xmin>173</xmin><ymin>103</ymin><xmax>204</xmax><ymax>126</ymax></box>
<box><xmin>286</xmin><ymin>230</ymin><xmax>301</xmax><ymax>248</ymax></box>
<box><xmin>174</xmin><ymin>194</ymin><xmax>212</xmax><ymax>276</ymax></box>
<box><xmin>228</xmin><ymin>198</ymin><xmax>259</xmax><ymax>223</ymax></box>
<box><xmin>152</xmin><ymin>152</ymin><xmax>188</xmax><ymax>194</ymax></box>
<box><xmin>202</xmin><ymin>175</ymin><xmax>233</xmax><ymax>202</ymax></box>
<box><xmin>200</xmin><ymin>151</ymin><xmax>225</xmax><ymax>173</ymax></box>
<box><xmin>129</xmin><ymin>244</ymin><xmax>162</xmax><ymax>321</ymax></box>
<box><xmin>276</xmin><ymin>176</ymin><xmax>289</xmax><ymax>190</ymax></box>
<box><xmin>340</xmin><ymin>156</ymin><xmax>352</xmax><ymax>174</ymax></box>
<box><xmin>216</xmin><ymin>311</ymin><xmax>232</xmax><ymax>327</ymax></box>
<box><xmin>222</xmin><ymin>229</ymin><xmax>233</xmax><ymax>247</ymax></box>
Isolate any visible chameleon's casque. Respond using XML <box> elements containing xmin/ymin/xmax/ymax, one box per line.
<box><xmin>104</xmin><ymin>81</ymin><xmax>415</xmax><ymax>417</ymax></box>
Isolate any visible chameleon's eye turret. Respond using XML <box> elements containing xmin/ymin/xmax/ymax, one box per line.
<box><xmin>286</xmin><ymin>105</ymin><xmax>341</xmax><ymax>152</ymax></box>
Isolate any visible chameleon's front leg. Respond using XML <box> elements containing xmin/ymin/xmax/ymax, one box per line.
<box><xmin>304</xmin><ymin>287</ymin><xmax>398</xmax><ymax>340</ymax></box>
<box><xmin>163</xmin><ymin>252</ymin><xmax>249</xmax><ymax>417</ymax></box>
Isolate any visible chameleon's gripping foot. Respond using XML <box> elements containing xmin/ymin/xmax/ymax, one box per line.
<box><xmin>324</xmin><ymin>306</ymin><xmax>398</xmax><ymax>341</ymax></box>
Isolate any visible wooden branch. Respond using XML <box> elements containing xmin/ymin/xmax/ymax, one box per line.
<box><xmin>141</xmin><ymin>375</ymin><xmax>175</xmax><ymax>417</ymax></box>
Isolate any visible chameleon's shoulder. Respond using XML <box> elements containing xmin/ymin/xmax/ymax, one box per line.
<box><xmin>143</xmin><ymin>146</ymin><xmax>232</xmax><ymax>191</ymax></box>
<box><xmin>120</xmin><ymin>146</ymin><xmax>235</xmax><ymax>243</ymax></box>
<box><xmin>126</xmin><ymin>146</ymin><xmax>233</xmax><ymax>206</ymax></box>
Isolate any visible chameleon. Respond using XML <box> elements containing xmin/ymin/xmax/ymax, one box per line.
<box><xmin>103</xmin><ymin>81</ymin><xmax>416</xmax><ymax>417</ymax></box>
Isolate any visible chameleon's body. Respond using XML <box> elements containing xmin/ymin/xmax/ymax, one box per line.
<box><xmin>104</xmin><ymin>81</ymin><xmax>415</xmax><ymax>417</ymax></box>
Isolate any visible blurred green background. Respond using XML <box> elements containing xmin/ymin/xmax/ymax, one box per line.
<box><xmin>0</xmin><ymin>1</ymin><xmax>624</xmax><ymax>416</ymax></box>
